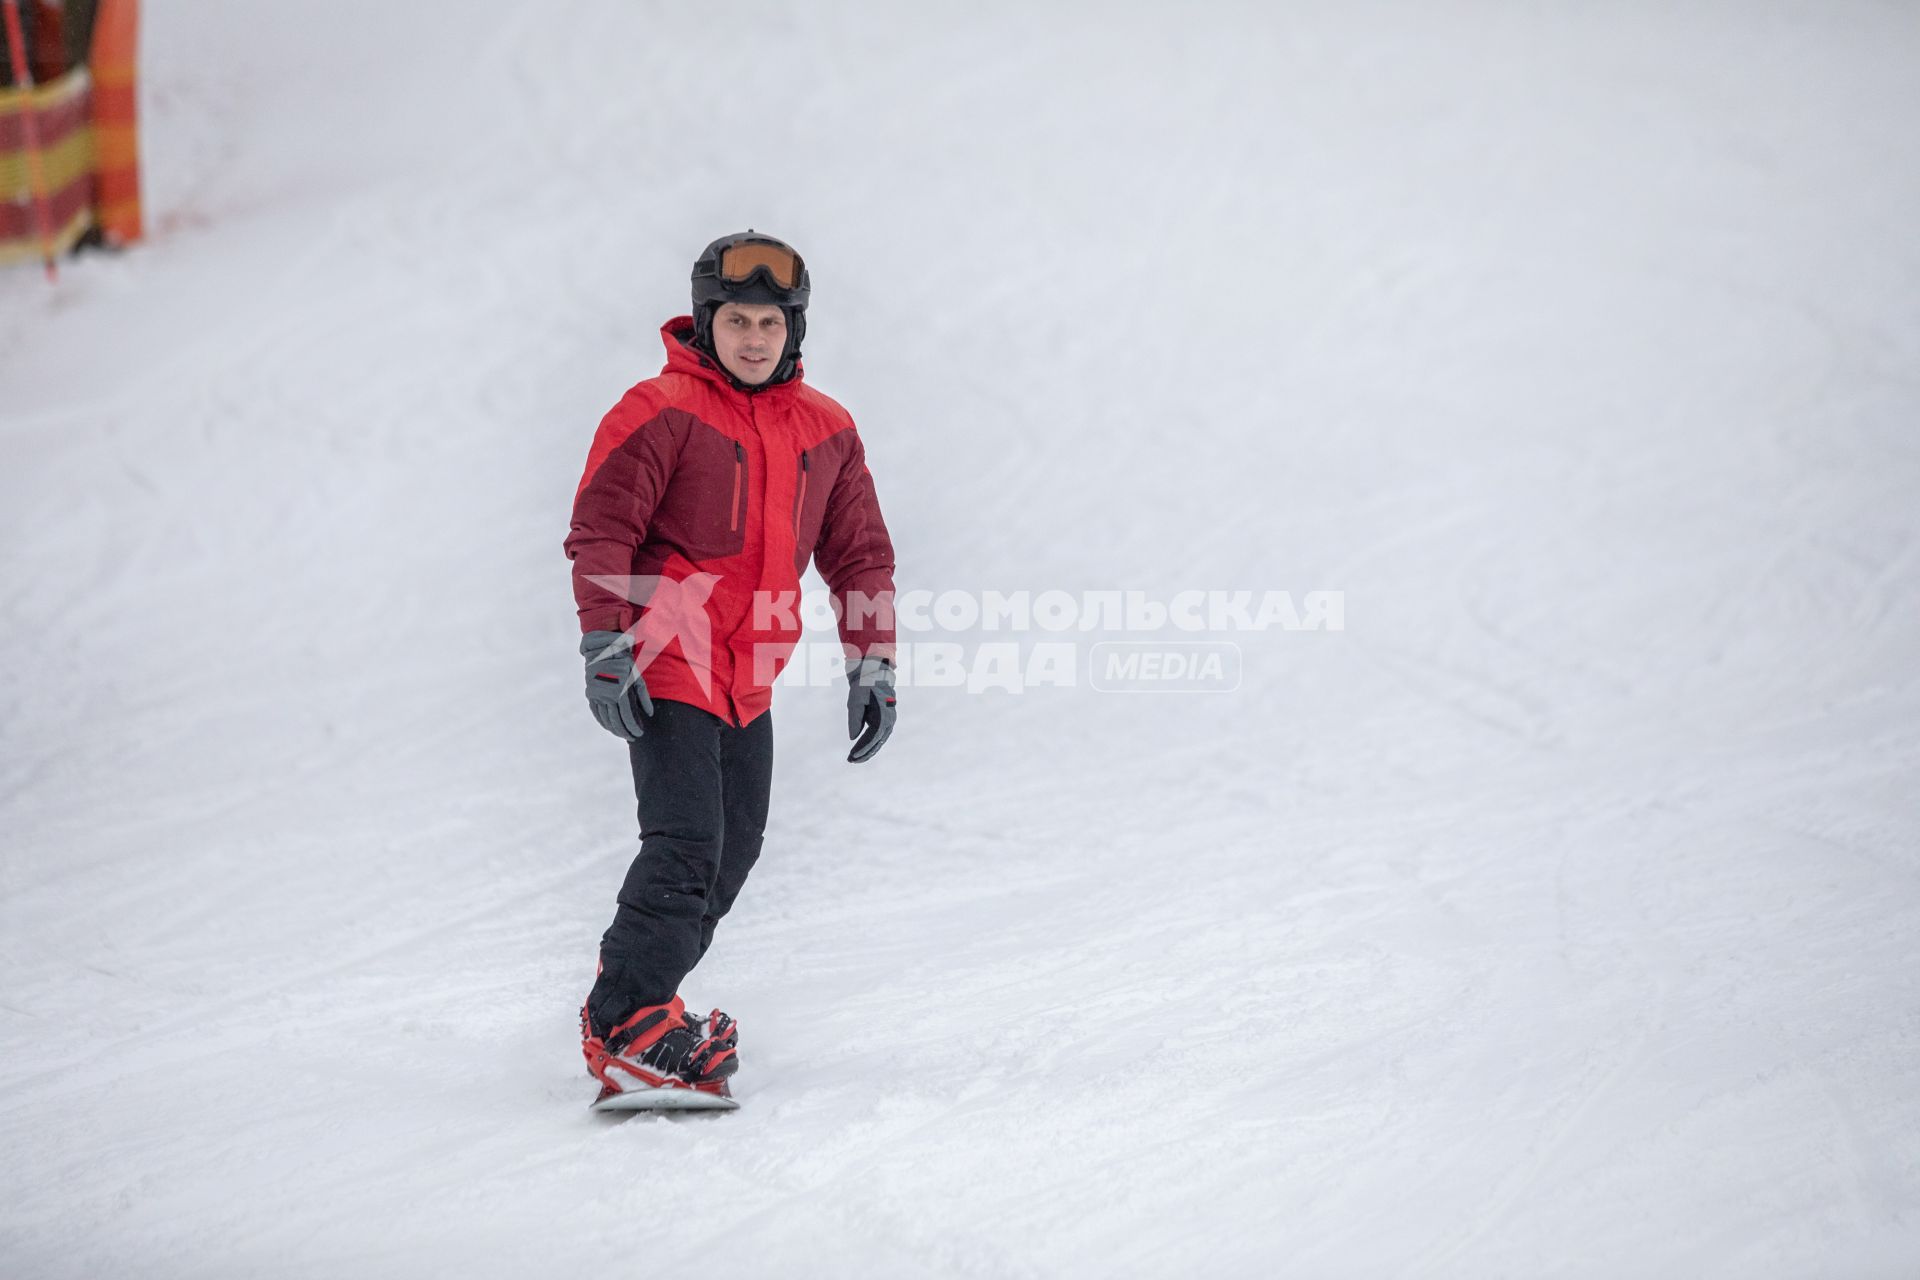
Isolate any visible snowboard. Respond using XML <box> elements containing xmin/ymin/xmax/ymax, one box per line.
<box><xmin>590</xmin><ymin>1083</ymin><xmax>738</xmax><ymax>1113</ymax></box>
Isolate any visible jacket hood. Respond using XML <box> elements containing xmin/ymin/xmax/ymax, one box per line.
<box><xmin>661</xmin><ymin>315</ymin><xmax>805</xmax><ymax>395</ymax></box>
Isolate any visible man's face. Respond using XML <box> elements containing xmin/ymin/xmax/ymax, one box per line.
<box><xmin>710</xmin><ymin>302</ymin><xmax>789</xmax><ymax>385</ymax></box>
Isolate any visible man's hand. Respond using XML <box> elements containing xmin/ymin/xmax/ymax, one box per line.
<box><xmin>582</xmin><ymin>630</ymin><xmax>654</xmax><ymax>741</ymax></box>
<box><xmin>846</xmin><ymin>656</ymin><xmax>896</xmax><ymax>763</ymax></box>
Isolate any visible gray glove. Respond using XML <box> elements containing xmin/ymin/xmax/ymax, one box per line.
<box><xmin>582</xmin><ymin>630</ymin><xmax>654</xmax><ymax>741</ymax></box>
<box><xmin>846</xmin><ymin>656</ymin><xmax>897</xmax><ymax>763</ymax></box>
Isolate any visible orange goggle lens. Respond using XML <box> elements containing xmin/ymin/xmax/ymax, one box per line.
<box><xmin>718</xmin><ymin>241</ymin><xmax>803</xmax><ymax>290</ymax></box>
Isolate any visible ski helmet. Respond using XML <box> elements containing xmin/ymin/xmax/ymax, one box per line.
<box><xmin>691</xmin><ymin>230</ymin><xmax>810</xmax><ymax>384</ymax></box>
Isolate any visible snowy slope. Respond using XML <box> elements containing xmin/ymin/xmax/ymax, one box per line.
<box><xmin>3</xmin><ymin>2</ymin><xmax>1918</xmax><ymax>1276</ymax></box>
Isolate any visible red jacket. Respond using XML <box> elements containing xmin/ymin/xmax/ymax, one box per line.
<box><xmin>565</xmin><ymin>317</ymin><xmax>896</xmax><ymax>727</ymax></box>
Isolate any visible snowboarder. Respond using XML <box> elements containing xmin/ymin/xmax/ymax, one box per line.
<box><xmin>564</xmin><ymin>231</ymin><xmax>898</xmax><ymax>1108</ymax></box>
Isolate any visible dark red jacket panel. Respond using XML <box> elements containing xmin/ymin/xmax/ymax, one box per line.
<box><xmin>565</xmin><ymin>318</ymin><xmax>897</xmax><ymax>727</ymax></box>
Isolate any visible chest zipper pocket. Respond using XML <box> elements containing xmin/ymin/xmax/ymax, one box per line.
<box><xmin>730</xmin><ymin>442</ymin><xmax>746</xmax><ymax>533</ymax></box>
<box><xmin>792</xmin><ymin>450</ymin><xmax>810</xmax><ymax>537</ymax></box>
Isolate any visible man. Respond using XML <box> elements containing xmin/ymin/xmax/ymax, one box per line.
<box><xmin>564</xmin><ymin>231</ymin><xmax>898</xmax><ymax>1106</ymax></box>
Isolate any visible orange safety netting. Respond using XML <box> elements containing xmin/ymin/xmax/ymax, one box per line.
<box><xmin>90</xmin><ymin>0</ymin><xmax>136</xmax><ymax>244</ymax></box>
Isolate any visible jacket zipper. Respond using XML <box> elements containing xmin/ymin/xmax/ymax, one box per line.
<box><xmin>730</xmin><ymin>442</ymin><xmax>745</xmax><ymax>532</ymax></box>
<box><xmin>792</xmin><ymin>450</ymin><xmax>810</xmax><ymax>536</ymax></box>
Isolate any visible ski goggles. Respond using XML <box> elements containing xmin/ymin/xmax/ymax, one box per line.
<box><xmin>718</xmin><ymin>239</ymin><xmax>805</xmax><ymax>291</ymax></box>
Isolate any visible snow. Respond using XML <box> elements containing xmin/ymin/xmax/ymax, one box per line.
<box><xmin>3</xmin><ymin>1</ymin><xmax>1918</xmax><ymax>1275</ymax></box>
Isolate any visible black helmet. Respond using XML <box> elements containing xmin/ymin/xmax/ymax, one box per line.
<box><xmin>690</xmin><ymin>230</ymin><xmax>809</xmax><ymax>383</ymax></box>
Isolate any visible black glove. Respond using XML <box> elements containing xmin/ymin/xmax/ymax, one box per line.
<box><xmin>846</xmin><ymin>656</ymin><xmax>896</xmax><ymax>763</ymax></box>
<box><xmin>582</xmin><ymin>630</ymin><xmax>653</xmax><ymax>740</ymax></box>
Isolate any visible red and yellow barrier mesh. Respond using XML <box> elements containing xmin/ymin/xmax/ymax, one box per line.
<box><xmin>0</xmin><ymin>66</ymin><xmax>91</xmax><ymax>266</ymax></box>
<box><xmin>2</xmin><ymin>0</ymin><xmax>140</xmax><ymax>270</ymax></box>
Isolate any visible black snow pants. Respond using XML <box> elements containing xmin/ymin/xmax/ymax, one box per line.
<box><xmin>587</xmin><ymin>698</ymin><xmax>773</xmax><ymax>1033</ymax></box>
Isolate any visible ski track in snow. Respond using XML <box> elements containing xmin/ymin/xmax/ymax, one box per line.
<box><xmin>3</xmin><ymin>2</ymin><xmax>1919</xmax><ymax>1276</ymax></box>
